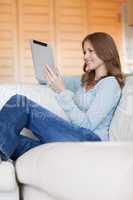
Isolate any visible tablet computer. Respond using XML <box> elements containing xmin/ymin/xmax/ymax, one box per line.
<box><xmin>30</xmin><ymin>39</ymin><xmax>56</xmax><ymax>84</ymax></box>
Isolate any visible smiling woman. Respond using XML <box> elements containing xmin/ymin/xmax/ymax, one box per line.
<box><xmin>82</xmin><ymin>40</ymin><xmax>107</xmax><ymax>81</ymax></box>
<box><xmin>81</xmin><ymin>32</ymin><xmax>125</xmax><ymax>90</ymax></box>
<box><xmin>0</xmin><ymin>32</ymin><xmax>125</xmax><ymax>161</ymax></box>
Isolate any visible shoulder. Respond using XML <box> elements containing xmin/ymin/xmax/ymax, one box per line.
<box><xmin>96</xmin><ymin>76</ymin><xmax>121</xmax><ymax>91</ymax></box>
<box><xmin>95</xmin><ymin>76</ymin><xmax>122</xmax><ymax>101</ymax></box>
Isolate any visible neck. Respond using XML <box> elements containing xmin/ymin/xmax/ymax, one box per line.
<box><xmin>95</xmin><ymin>65</ymin><xmax>108</xmax><ymax>81</ymax></box>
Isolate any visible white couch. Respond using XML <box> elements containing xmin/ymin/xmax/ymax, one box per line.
<box><xmin>0</xmin><ymin>160</ymin><xmax>19</xmax><ymax>200</ymax></box>
<box><xmin>16</xmin><ymin>142</ymin><xmax>133</xmax><ymax>200</ymax></box>
<box><xmin>0</xmin><ymin>76</ymin><xmax>133</xmax><ymax>200</ymax></box>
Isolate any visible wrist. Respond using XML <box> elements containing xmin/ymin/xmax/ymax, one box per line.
<box><xmin>57</xmin><ymin>87</ymin><xmax>65</xmax><ymax>93</ymax></box>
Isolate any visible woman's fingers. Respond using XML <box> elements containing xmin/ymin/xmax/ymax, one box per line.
<box><xmin>45</xmin><ymin>64</ymin><xmax>57</xmax><ymax>79</ymax></box>
<box><xmin>44</xmin><ymin>64</ymin><xmax>65</xmax><ymax>92</ymax></box>
<box><xmin>45</xmin><ymin>64</ymin><xmax>62</xmax><ymax>81</ymax></box>
<box><xmin>44</xmin><ymin>65</ymin><xmax>55</xmax><ymax>86</ymax></box>
<box><xmin>44</xmin><ymin>64</ymin><xmax>64</xmax><ymax>91</ymax></box>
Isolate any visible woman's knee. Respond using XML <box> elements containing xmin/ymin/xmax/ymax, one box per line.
<box><xmin>11</xmin><ymin>94</ymin><xmax>26</xmax><ymax>101</ymax></box>
<box><xmin>7</xmin><ymin>94</ymin><xmax>27</xmax><ymax>106</ymax></box>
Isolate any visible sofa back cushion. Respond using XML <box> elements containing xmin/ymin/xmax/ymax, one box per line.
<box><xmin>109</xmin><ymin>76</ymin><xmax>133</xmax><ymax>141</ymax></box>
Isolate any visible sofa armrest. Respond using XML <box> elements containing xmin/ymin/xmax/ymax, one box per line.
<box><xmin>16</xmin><ymin>142</ymin><xmax>133</xmax><ymax>200</ymax></box>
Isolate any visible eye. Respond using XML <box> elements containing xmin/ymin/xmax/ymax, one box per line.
<box><xmin>88</xmin><ymin>48</ymin><xmax>95</xmax><ymax>53</ymax></box>
<box><xmin>83</xmin><ymin>48</ymin><xmax>95</xmax><ymax>55</ymax></box>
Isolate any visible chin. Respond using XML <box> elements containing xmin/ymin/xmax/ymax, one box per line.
<box><xmin>85</xmin><ymin>67</ymin><xmax>91</xmax><ymax>72</ymax></box>
<box><xmin>86</xmin><ymin>68</ymin><xmax>95</xmax><ymax>72</ymax></box>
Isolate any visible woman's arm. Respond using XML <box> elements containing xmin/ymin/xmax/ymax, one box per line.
<box><xmin>56</xmin><ymin>77</ymin><xmax>121</xmax><ymax>131</ymax></box>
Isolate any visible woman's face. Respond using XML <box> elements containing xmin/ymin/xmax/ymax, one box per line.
<box><xmin>83</xmin><ymin>41</ymin><xmax>105</xmax><ymax>72</ymax></box>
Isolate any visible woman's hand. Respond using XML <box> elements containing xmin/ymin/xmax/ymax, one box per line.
<box><xmin>44</xmin><ymin>64</ymin><xmax>65</xmax><ymax>93</ymax></box>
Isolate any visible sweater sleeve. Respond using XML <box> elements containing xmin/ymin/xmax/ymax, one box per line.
<box><xmin>55</xmin><ymin>78</ymin><xmax>121</xmax><ymax>131</ymax></box>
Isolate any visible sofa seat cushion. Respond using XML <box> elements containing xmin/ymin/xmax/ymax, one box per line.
<box><xmin>16</xmin><ymin>142</ymin><xmax>133</xmax><ymax>200</ymax></box>
<box><xmin>109</xmin><ymin>76</ymin><xmax>133</xmax><ymax>141</ymax></box>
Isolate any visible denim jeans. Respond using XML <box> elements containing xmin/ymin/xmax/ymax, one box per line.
<box><xmin>0</xmin><ymin>94</ymin><xmax>101</xmax><ymax>160</ymax></box>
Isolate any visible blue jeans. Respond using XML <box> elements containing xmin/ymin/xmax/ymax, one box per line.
<box><xmin>0</xmin><ymin>95</ymin><xmax>101</xmax><ymax>160</ymax></box>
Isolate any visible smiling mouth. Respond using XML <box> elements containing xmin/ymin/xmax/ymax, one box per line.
<box><xmin>85</xmin><ymin>61</ymin><xmax>92</xmax><ymax>65</ymax></box>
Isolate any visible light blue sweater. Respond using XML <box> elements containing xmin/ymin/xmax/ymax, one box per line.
<box><xmin>56</xmin><ymin>76</ymin><xmax>121</xmax><ymax>141</ymax></box>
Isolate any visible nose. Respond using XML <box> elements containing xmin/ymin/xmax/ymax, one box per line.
<box><xmin>84</xmin><ymin>52</ymin><xmax>90</xmax><ymax>60</ymax></box>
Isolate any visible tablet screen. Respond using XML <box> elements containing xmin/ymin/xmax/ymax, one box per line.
<box><xmin>30</xmin><ymin>39</ymin><xmax>55</xmax><ymax>84</ymax></box>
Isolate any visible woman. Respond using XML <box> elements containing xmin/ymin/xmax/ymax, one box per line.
<box><xmin>0</xmin><ymin>32</ymin><xmax>125</xmax><ymax>161</ymax></box>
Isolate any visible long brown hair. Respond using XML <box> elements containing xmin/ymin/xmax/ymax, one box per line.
<box><xmin>81</xmin><ymin>32</ymin><xmax>125</xmax><ymax>90</ymax></box>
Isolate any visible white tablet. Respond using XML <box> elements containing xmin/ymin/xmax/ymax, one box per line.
<box><xmin>30</xmin><ymin>39</ymin><xmax>55</xmax><ymax>84</ymax></box>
